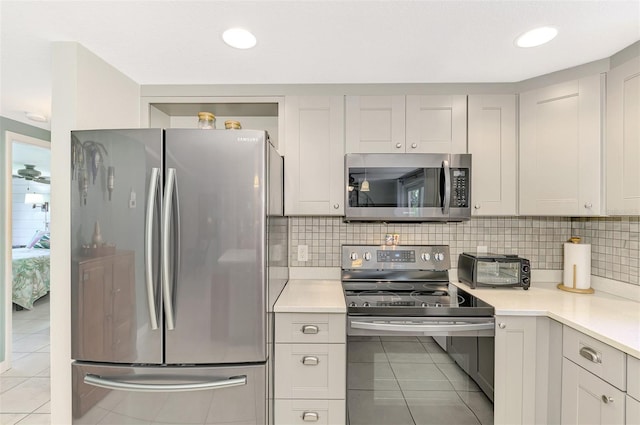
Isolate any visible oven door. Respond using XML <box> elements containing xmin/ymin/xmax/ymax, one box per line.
<box><xmin>347</xmin><ymin>316</ymin><xmax>495</xmax><ymax>337</ymax></box>
<box><xmin>346</xmin><ymin>316</ymin><xmax>496</xmax><ymax>422</ymax></box>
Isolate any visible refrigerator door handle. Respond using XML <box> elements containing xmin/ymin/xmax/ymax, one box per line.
<box><xmin>162</xmin><ymin>167</ymin><xmax>176</xmax><ymax>330</ymax></box>
<box><xmin>145</xmin><ymin>167</ymin><xmax>160</xmax><ymax>330</ymax></box>
<box><xmin>84</xmin><ymin>373</ymin><xmax>247</xmax><ymax>392</ymax></box>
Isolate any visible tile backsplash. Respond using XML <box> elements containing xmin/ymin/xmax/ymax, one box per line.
<box><xmin>289</xmin><ymin>216</ymin><xmax>640</xmax><ymax>287</ymax></box>
<box><xmin>572</xmin><ymin>216</ymin><xmax>639</xmax><ymax>286</ymax></box>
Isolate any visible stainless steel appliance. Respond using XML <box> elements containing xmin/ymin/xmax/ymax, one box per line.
<box><xmin>458</xmin><ymin>252</ymin><xmax>531</xmax><ymax>289</ymax></box>
<box><xmin>344</xmin><ymin>153</ymin><xmax>471</xmax><ymax>222</ymax></box>
<box><xmin>342</xmin><ymin>244</ymin><xmax>496</xmax><ymax>418</ymax></box>
<box><xmin>70</xmin><ymin>129</ymin><xmax>287</xmax><ymax>424</ymax></box>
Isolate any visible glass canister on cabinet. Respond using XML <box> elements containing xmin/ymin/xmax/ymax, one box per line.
<box><xmin>197</xmin><ymin>112</ymin><xmax>216</xmax><ymax>129</ymax></box>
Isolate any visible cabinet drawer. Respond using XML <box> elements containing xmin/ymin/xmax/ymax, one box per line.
<box><xmin>629</xmin><ymin>355</ymin><xmax>640</xmax><ymax>401</ymax></box>
<box><xmin>561</xmin><ymin>358</ymin><xmax>625</xmax><ymax>425</ymax></box>
<box><xmin>275</xmin><ymin>343</ymin><xmax>346</xmax><ymax>399</ymax></box>
<box><xmin>275</xmin><ymin>313</ymin><xmax>346</xmax><ymax>344</ymax></box>
<box><xmin>563</xmin><ymin>326</ymin><xmax>626</xmax><ymax>390</ymax></box>
<box><xmin>274</xmin><ymin>399</ymin><xmax>345</xmax><ymax>425</ymax></box>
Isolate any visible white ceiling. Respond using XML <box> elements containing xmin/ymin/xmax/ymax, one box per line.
<box><xmin>1</xmin><ymin>1</ymin><xmax>639</xmax><ymax>131</ymax></box>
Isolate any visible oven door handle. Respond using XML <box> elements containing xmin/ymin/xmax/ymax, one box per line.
<box><xmin>350</xmin><ymin>320</ymin><xmax>494</xmax><ymax>333</ymax></box>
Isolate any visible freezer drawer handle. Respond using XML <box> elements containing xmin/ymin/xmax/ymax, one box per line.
<box><xmin>84</xmin><ymin>373</ymin><xmax>247</xmax><ymax>393</ymax></box>
<box><xmin>302</xmin><ymin>411</ymin><xmax>319</xmax><ymax>422</ymax></box>
<box><xmin>301</xmin><ymin>356</ymin><xmax>319</xmax><ymax>366</ymax></box>
<box><xmin>301</xmin><ymin>325</ymin><xmax>319</xmax><ymax>334</ymax></box>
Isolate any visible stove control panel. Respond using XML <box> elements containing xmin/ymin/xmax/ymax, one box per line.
<box><xmin>342</xmin><ymin>245</ymin><xmax>451</xmax><ymax>270</ymax></box>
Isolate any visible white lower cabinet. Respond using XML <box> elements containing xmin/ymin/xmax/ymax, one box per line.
<box><xmin>561</xmin><ymin>358</ymin><xmax>625</xmax><ymax>424</ymax></box>
<box><xmin>560</xmin><ymin>326</ymin><xmax>630</xmax><ymax>425</ymax></box>
<box><xmin>274</xmin><ymin>313</ymin><xmax>346</xmax><ymax>425</ymax></box>
<box><xmin>627</xmin><ymin>395</ymin><xmax>640</xmax><ymax>425</ymax></box>
<box><xmin>274</xmin><ymin>399</ymin><xmax>346</xmax><ymax>425</ymax></box>
<box><xmin>494</xmin><ymin>315</ymin><xmax>562</xmax><ymax>425</ymax></box>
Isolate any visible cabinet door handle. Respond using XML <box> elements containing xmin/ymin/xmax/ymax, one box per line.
<box><xmin>498</xmin><ymin>323</ymin><xmax>506</xmax><ymax>329</ymax></box>
<box><xmin>333</xmin><ymin>203</ymin><xmax>340</xmax><ymax>209</ymax></box>
<box><xmin>579</xmin><ymin>346</ymin><xmax>601</xmax><ymax>363</ymax></box>
<box><xmin>584</xmin><ymin>202</ymin><xmax>593</xmax><ymax>209</ymax></box>
<box><xmin>601</xmin><ymin>395</ymin><xmax>614</xmax><ymax>404</ymax></box>
<box><xmin>474</xmin><ymin>204</ymin><xmax>481</xmax><ymax>210</ymax></box>
<box><xmin>301</xmin><ymin>356</ymin><xmax>319</xmax><ymax>365</ymax></box>
<box><xmin>302</xmin><ymin>411</ymin><xmax>319</xmax><ymax>422</ymax></box>
<box><xmin>395</xmin><ymin>143</ymin><xmax>403</xmax><ymax>149</ymax></box>
<box><xmin>301</xmin><ymin>325</ymin><xmax>319</xmax><ymax>334</ymax></box>
<box><xmin>411</xmin><ymin>143</ymin><xmax>417</xmax><ymax>149</ymax></box>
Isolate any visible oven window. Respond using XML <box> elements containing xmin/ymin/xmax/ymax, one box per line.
<box><xmin>347</xmin><ymin>167</ymin><xmax>442</xmax><ymax>208</ymax></box>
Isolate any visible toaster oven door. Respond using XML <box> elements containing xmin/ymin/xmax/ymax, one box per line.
<box><xmin>476</xmin><ymin>260</ymin><xmax>522</xmax><ymax>285</ymax></box>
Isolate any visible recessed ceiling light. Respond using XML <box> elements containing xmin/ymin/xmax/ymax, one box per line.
<box><xmin>25</xmin><ymin>112</ymin><xmax>48</xmax><ymax>122</ymax></box>
<box><xmin>515</xmin><ymin>26</ymin><xmax>558</xmax><ymax>48</ymax></box>
<box><xmin>222</xmin><ymin>28</ymin><xmax>257</xmax><ymax>49</ymax></box>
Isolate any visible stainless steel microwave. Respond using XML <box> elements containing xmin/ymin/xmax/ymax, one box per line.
<box><xmin>344</xmin><ymin>153</ymin><xmax>471</xmax><ymax>222</ymax></box>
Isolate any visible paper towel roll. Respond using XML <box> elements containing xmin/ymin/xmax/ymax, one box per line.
<box><xmin>563</xmin><ymin>242</ymin><xmax>591</xmax><ymax>290</ymax></box>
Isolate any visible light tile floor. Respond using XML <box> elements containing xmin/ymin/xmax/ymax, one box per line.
<box><xmin>347</xmin><ymin>335</ymin><xmax>493</xmax><ymax>425</ymax></box>
<box><xmin>0</xmin><ymin>296</ymin><xmax>51</xmax><ymax>425</ymax></box>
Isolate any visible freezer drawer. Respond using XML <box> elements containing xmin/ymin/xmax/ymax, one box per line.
<box><xmin>72</xmin><ymin>362</ymin><xmax>266</xmax><ymax>424</ymax></box>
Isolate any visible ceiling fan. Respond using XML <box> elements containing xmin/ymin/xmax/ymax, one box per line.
<box><xmin>13</xmin><ymin>164</ymin><xmax>51</xmax><ymax>184</ymax></box>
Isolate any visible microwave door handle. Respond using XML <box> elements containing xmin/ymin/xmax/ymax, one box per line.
<box><xmin>441</xmin><ymin>160</ymin><xmax>451</xmax><ymax>214</ymax></box>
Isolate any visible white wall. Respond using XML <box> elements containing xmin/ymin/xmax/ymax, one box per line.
<box><xmin>50</xmin><ymin>42</ymin><xmax>140</xmax><ymax>424</ymax></box>
<box><xmin>12</xmin><ymin>179</ymin><xmax>50</xmax><ymax>246</ymax></box>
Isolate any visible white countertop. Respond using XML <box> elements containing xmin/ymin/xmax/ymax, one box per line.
<box><xmin>452</xmin><ymin>280</ymin><xmax>640</xmax><ymax>359</ymax></box>
<box><xmin>274</xmin><ymin>279</ymin><xmax>345</xmax><ymax>313</ymax></box>
<box><xmin>275</xmin><ymin>270</ymin><xmax>640</xmax><ymax>358</ymax></box>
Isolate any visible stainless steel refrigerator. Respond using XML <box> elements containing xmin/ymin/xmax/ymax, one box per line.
<box><xmin>70</xmin><ymin>129</ymin><xmax>288</xmax><ymax>424</ymax></box>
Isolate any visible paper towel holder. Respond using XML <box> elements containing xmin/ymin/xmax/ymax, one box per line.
<box><xmin>557</xmin><ymin>237</ymin><xmax>594</xmax><ymax>294</ymax></box>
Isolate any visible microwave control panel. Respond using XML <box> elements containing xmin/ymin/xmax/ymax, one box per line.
<box><xmin>452</xmin><ymin>169</ymin><xmax>469</xmax><ymax>207</ymax></box>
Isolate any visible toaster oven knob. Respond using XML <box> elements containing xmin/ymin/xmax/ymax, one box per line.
<box><xmin>362</xmin><ymin>302</ymin><xmax>370</xmax><ymax>307</ymax></box>
<box><xmin>421</xmin><ymin>253</ymin><xmax>431</xmax><ymax>261</ymax></box>
<box><xmin>350</xmin><ymin>252</ymin><xmax>359</xmax><ymax>261</ymax></box>
<box><xmin>363</xmin><ymin>252</ymin><xmax>372</xmax><ymax>261</ymax></box>
<box><xmin>523</xmin><ymin>277</ymin><xmax>530</xmax><ymax>285</ymax></box>
<box><xmin>522</xmin><ymin>265</ymin><xmax>530</xmax><ymax>273</ymax></box>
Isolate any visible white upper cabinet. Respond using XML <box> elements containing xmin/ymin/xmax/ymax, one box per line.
<box><xmin>468</xmin><ymin>94</ymin><xmax>517</xmax><ymax>216</ymax></box>
<box><xmin>345</xmin><ymin>95</ymin><xmax>405</xmax><ymax>153</ymax></box>
<box><xmin>284</xmin><ymin>96</ymin><xmax>345</xmax><ymax>216</ymax></box>
<box><xmin>607</xmin><ymin>56</ymin><xmax>640</xmax><ymax>215</ymax></box>
<box><xmin>405</xmin><ymin>95</ymin><xmax>467</xmax><ymax>153</ymax></box>
<box><xmin>519</xmin><ymin>74</ymin><xmax>603</xmax><ymax>216</ymax></box>
<box><xmin>346</xmin><ymin>95</ymin><xmax>467</xmax><ymax>154</ymax></box>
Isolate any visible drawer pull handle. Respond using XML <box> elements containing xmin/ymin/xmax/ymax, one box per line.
<box><xmin>302</xmin><ymin>411</ymin><xmax>319</xmax><ymax>422</ymax></box>
<box><xmin>579</xmin><ymin>346</ymin><xmax>601</xmax><ymax>363</ymax></box>
<box><xmin>301</xmin><ymin>325</ymin><xmax>319</xmax><ymax>334</ymax></box>
<box><xmin>601</xmin><ymin>395</ymin><xmax>614</xmax><ymax>404</ymax></box>
<box><xmin>302</xmin><ymin>356</ymin><xmax>319</xmax><ymax>366</ymax></box>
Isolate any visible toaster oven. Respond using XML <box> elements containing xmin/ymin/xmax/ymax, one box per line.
<box><xmin>458</xmin><ymin>252</ymin><xmax>531</xmax><ymax>290</ymax></box>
